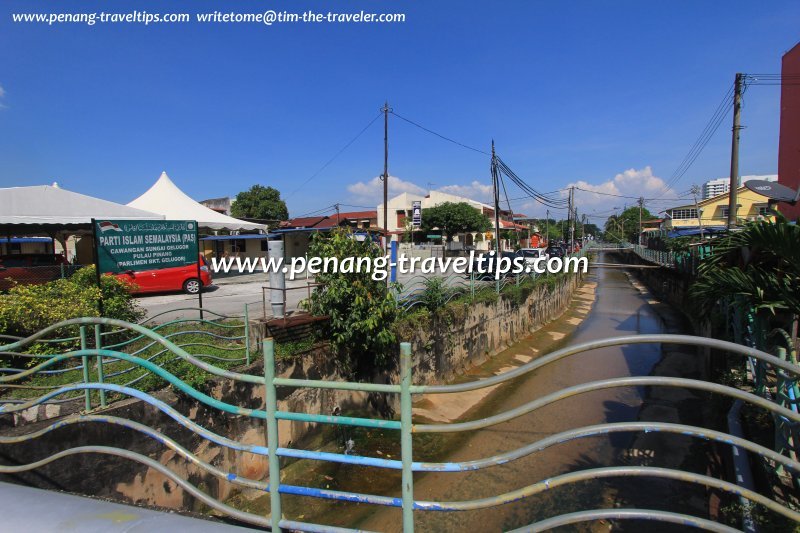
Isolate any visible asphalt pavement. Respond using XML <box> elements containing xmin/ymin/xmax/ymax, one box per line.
<box><xmin>135</xmin><ymin>274</ymin><xmax>316</xmax><ymax>323</ymax></box>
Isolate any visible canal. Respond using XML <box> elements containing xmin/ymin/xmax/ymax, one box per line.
<box><xmin>356</xmin><ymin>251</ymin><xmax>717</xmax><ymax>532</ymax></box>
<box><xmin>261</xmin><ymin>252</ymin><xmax>720</xmax><ymax>531</ymax></box>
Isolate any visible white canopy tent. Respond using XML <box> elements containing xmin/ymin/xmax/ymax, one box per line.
<box><xmin>128</xmin><ymin>172</ymin><xmax>266</xmax><ymax>232</ymax></box>
<box><xmin>0</xmin><ymin>185</ymin><xmax>163</xmax><ymax>231</ymax></box>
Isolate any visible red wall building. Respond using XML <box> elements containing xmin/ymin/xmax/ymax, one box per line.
<box><xmin>778</xmin><ymin>42</ymin><xmax>800</xmax><ymax>221</ymax></box>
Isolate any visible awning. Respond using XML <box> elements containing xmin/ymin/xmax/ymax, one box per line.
<box><xmin>128</xmin><ymin>172</ymin><xmax>267</xmax><ymax>232</ymax></box>
<box><xmin>200</xmin><ymin>234</ymin><xmax>277</xmax><ymax>241</ymax></box>
<box><xmin>0</xmin><ymin>185</ymin><xmax>163</xmax><ymax>235</ymax></box>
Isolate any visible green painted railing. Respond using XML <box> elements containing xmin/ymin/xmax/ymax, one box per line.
<box><xmin>0</xmin><ymin>306</ymin><xmax>252</xmax><ymax>409</ymax></box>
<box><xmin>1</xmin><ymin>317</ymin><xmax>799</xmax><ymax>531</ymax></box>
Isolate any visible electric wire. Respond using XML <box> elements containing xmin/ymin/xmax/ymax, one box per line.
<box><xmin>389</xmin><ymin>111</ymin><xmax>491</xmax><ymax>156</ymax></box>
<box><xmin>286</xmin><ymin>112</ymin><xmax>383</xmax><ymax>199</ymax></box>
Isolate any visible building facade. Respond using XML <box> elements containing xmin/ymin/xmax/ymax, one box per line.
<box><xmin>779</xmin><ymin>42</ymin><xmax>800</xmax><ymax>222</ymax></box>
<box><xmin>663</xmin><ymin>186</ymin><xmax>774</xmax><ymax>230</ymax></box>
<box><xmin>701</xmin><ymin>175</ymin><xmax>777</xmax><ymax>200</ymax></box>
<box><xmin>377</xmin><ymin>190</ymin><xmax>524</xmax><ymax>249</ymax></box>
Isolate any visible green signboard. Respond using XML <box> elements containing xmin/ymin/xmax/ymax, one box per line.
<box><xmin>426</xmin><ymin>234</ymin><xmax>442</xmax><ymax>240</ymax></box>
<box><xmin>94</xmin><ymin>219</ymin><xmax>199</xmax><ymax>274</ymax></box>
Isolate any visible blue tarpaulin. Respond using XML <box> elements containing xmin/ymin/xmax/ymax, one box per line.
<box><xmin>665</xmin><ymin>226</ymin><xmax>727</xmax><ymax>238</ymax></box>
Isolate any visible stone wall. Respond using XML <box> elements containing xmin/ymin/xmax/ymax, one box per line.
<box><xmin>407</xmin><ymin>275</ymin><xmax>582</xmax><ymax>385</ymax></box>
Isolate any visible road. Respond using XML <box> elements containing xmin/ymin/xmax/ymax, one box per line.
<box><xmin>135</xmin><ymin>250</ymin><xmax>552</xmax><ymax>322</ymax></box>
<box><xmin>134</xmin><ymin>276</ymin><xmax>317</xmax><ymax>322</ymax></box>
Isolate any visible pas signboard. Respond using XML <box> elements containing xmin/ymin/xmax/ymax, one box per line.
<box><xmin>94</xmin><ymin>219</ymin><xmax>198</xmax><ymax>274</ymax></box>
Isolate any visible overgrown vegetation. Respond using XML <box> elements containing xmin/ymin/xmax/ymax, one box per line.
<box><xmin>0</xmin><ymin>266</ymin><xmax>143</xmax><ymax>348</ymax></box>
<box><xmin>690</xmin><ymin>217</ymin><xmax>800</xmax><ymax>317</ymax></box>
<box><xmin>302</xmin><ymin>227</ymin><xmax>399</xmax><ymax>375</ymax></box>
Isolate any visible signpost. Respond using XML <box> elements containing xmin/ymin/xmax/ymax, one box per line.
<box><xmin>93</xmin><ymin>219</ymin><xmax>202</xmax><ymax>315</ymax></box>
<box><xmin>412</xmin><ymin>201</ymin><xmax>422</xmax><ymax>228</ymax></box>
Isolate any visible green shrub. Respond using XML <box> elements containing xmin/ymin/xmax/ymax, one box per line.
<box><xmin>302</xmin><ymin>228</ymin><xmax>399</xmax><ymax>375</ymax></box>
<box><xmin>0</xmin><ymin>265</ymin><xmax>143</xmax><ymax>341</ymax></box>
<box><xmin>418</xmin><ymin>277</ymin><xmax>455</xmax><ymax>312</ymax></box>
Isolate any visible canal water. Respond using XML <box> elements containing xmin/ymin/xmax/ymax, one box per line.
<box><xmin>358</xmin><ymin>252</ymin><xmax>708</xmax><ymax>532</ymax></box>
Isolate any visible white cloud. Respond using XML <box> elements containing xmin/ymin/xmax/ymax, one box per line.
<box><xmin>347</xmin><ymin>175</ymin><xmax>426</xmax><ymax>204</ymax></box>
<box><xmin>437</xmin><ymin>180</ymin><xmax>494</xmax><ymax>203</ymax></box>
<box><xmin>514</xmin><ymin>166</ymin><xmax>679</xmax><ymax>220</ymax></box>
<box><xmin>569</xmin><ymin>166</ymin><xmax>679</xmax><ymax>212</ymax></box>
<box><xmin>0</xmin><ymin>84</ymin><xmax>6</xmax><ymax>109</ymax></box>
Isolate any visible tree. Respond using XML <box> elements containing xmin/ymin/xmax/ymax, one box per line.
<box><xmin>604</xmin><ymin>207</ymin><xmax>656</xmax><ymax>242</ymax></box>
<box><xmin>231</xmin><ymin>185</ymin><xmax>288</xmax><ymax>221</ymax></box>
<box><xmin>421</xmin><ymin>202</ymin><xmax>491</xmax><ymax>241</ymax></box>
<box><xmin>302</xmin><ymin>228</ymin><xmax>399</xmax><ymax>375</ymax></box>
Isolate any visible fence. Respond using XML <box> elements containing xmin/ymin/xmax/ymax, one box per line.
<box><xmin>395</xmin><ymin>248</ymin><xmax>590</xmax><ymax>311</ymax></box>
<box><xmin>725</xmin><ymin>297</ymin><xmax>800</xmax><ymax>488</ymax></box>
<box><xmin>1</xmin><ymin>316</ymin><xmax>799</xmax><ymax>531</ymax></box>
<box><xmin>0</xmin><ymin>307</ymin><xmax>252</xmax><ymax>413</ymax></box>
<box><xmin>0</xmin><ymin>264</ymin><xmax>85</xmax><ymax>290</ymax></box>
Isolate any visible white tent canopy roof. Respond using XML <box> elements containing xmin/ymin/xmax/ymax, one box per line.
<box><xmin>128</xmin><ymin>172</ymin><xmax>266</xmax><ymax>231</ymax></box>
<box><xmin>0</xmin><ymin>185</ymin><xmax>163</xmax><ymax>227</ymax></box>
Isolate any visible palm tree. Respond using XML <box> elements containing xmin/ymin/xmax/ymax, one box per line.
<box><xmin>690</xmin><ymin>216</ymin><xmax>800</xmax><ymax>317</ymax></box>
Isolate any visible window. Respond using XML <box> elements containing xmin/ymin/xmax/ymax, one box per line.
<box><xmin>396</xmin><ymin>210</ymin><xmax>407</xmax><ymax>227</ymax></box>
<box><xmin>231</xmin><ymin>239</ymin><xmax>247</xmax><ymax>253</ymax></box>
<box><xmin>756</xmin><ymin>205</ymin><xmax>770</xmax><ymax>217</ymax></box>
<box><xmin>260</xmin><ymin>240</ymin><xmax>269</xmax><ymax>252</ymax></box>
<box><xmin>671</xmin><ymin>209</ymin><xmax>697</xmax><ymax>220</ymax></box>
<box><xmin>720</xmin><ymin>207</ymin><xmax>729</xmax><ymax>219</ymax></box>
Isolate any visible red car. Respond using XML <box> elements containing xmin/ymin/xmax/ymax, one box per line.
<box><xmin>114</xmin><ymin>255</ymin><xmax>212</xmax><ymax>295</ymax></box>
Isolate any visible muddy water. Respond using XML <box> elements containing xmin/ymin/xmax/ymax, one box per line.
<box><xmin>359</xmin><ymin>253</ymin><xmax>696</xmax><ymax>532</ymax></box>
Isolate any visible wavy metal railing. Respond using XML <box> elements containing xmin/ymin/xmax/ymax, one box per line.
<box><xmin>0</xmin><ymin>306</ymin><xmax>251</xmax><ymax>410</ymax></box>
<box><xmin>1</xmin><ymin>318</ymin><xmax>799</xmax><ymax>531</ymax></box>
<box><xmin>724</xmin><ymin>296</ymin><xmax>800</xmax><ymax>495</ymax></box>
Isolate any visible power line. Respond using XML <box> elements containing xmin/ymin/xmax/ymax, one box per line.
<box><xmin>291</xmin><ymin>204</ymin><xmax>337</xmax><ymax>219</ymax></box>
<box><xmin>389</xmin><ymin>111</ymin><xmax>491</xmax><ymax>156</ymax></box>
<box><xmin>573</xmin><ymin>186</ymin><xmax>690</xmax><ymax>202</ymax></box>
<box><xmin>651</xmin><ymin>82</ymin><xmax>735</xmax><ymax>201</ymax></box>
<box><xmin>286</xmin><ymin>112</ymin><xmax>383</xmax><ymax>199</ymax></box>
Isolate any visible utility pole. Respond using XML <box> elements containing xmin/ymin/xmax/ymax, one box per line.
<box><xmin>335</xmin><ymin>203</ymin><xmax>340</xmax><ymax>223</ymax></box>
<box><xmin>691</xmin><ymin>185</ymin><xmax>704</xmax><ymax>241</ymax></box>
<box><xmin>381</xmin><ymin>101</ymin><xmax>390</xmax><ymax>248</ymax></box>
<box><xmin>581</xmin><ymin>214</ymin><xmax>586</xmax><ymax>243</ymax></box>
<box><xmin>545</xmin><ymin>209</ymin><xmax>550</xmax><ymax>247</ymax></box>
<box><xmin>568</xmin><ymin>186</ymin><xmax>575</xmax><ymax>252</ymax></box>
<box><xmin>727</xmin><ymin>73</ymin><xmax>743</xmax><ymax>229</ymax></box>
<box><xmin>491</xmin><ymin>141</ymin><xmax>501</xmax><ymax>254</ymax></box>
<box><xmin>638</xmin><ymin>196</ymin><xmax>644</xmax><ymax>245</ymax></box>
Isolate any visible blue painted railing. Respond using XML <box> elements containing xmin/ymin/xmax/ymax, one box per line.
<box><xmin>1</xmin><ymin>317</ymin><xmax>800</xmax><ymax>531</ymax></box>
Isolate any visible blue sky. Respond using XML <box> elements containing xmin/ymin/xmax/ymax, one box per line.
<box><xmin>1</xmin><ymin>1</ymin><xmax>798</xmax><ymax>221</ymax></box>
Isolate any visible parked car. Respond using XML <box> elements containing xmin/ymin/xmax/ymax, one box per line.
<box><xmin>466</xmin><ymin>251</ymin><xmax>513</xmax><ymax>280</ymax></box>
<box><xmin>114</xmin><ymin>254</ymin><xmax>212</xmax><ymax>295</ymax></box>
<box><xmin>0</xmin><ymin>254</ymin><xmax>68</xmax><ymax>290</ymax></box>
<box><xmin>545</xmin><ymin>244</ymin><xmax>566</xmax><ymax>259</ymax></box>
<box><xmin>517</xmin><ymin>247</ymin><xmax>546</xmax><ymax>262</ymax></box>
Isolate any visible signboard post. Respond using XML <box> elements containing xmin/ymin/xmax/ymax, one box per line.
<box><xmin>93</xmin><ymin>219</ymin><xmax>202</xmax><ymax>315</ymax></box>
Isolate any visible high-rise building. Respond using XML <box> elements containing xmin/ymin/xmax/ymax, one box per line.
<box><xmin>701</xmin><ymin>175</ymin><xmax>777</xmax><ymax>200</ymax></box>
